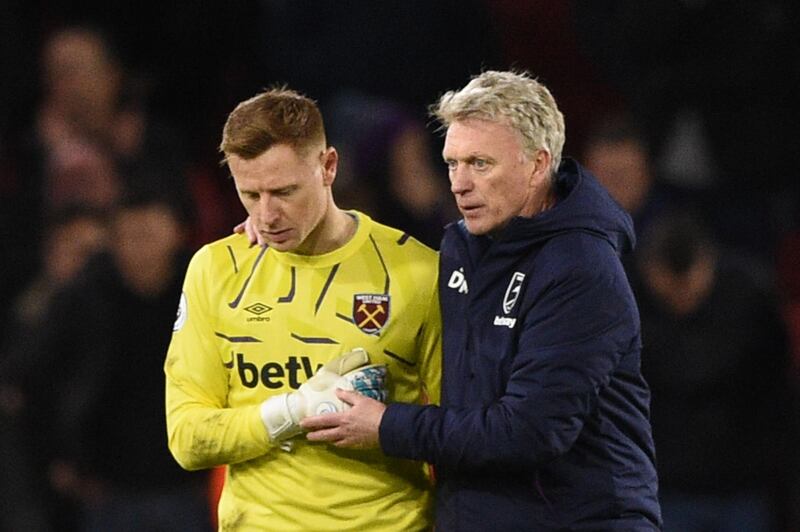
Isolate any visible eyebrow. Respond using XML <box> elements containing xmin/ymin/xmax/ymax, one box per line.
<box><xmin>443</xmin><ymin>154</ymin><xmax>492</xmax><ymax>164</ymax></box>
<box><xmin>271</xmin><ymin>184</ymin><xmax>299</xmax><ymax>194</ymax></box>
<box><xmin>442</xmin><ymin>149</ymin><xmax>490</xmax><ymax>159</ymax></box>
<box><xmin>238</xmin><ymin>183</ymin><xmax>299</xmax><ymax>195</ymax></box>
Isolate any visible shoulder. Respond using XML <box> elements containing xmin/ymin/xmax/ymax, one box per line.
<box><xmin>537</xmin><ymin>231</ymin><xmax>623</xmax><ymax>280</ymax></box>
<box><xmin>360</xmin><ymin>216</ymin><xmax>440</xmax><ymax>305</ymax></box>
<box><xmin>522</xmin><ymin>233</ymin><xmax>639</xmax><ymax>345</ymax></box>
<box><xmin>186</xmin><ymin>233</ymin><xmax>264</xmax><ymax>281</ymax></box>
<box><xmin>523</xmin><ymin>231</ymin><xmax>635</xmax><ymax>316</ymax></box>
<box><xmin>200</xmin><ymin>232</ymin><xmax>258</xmax><ymax>257</ymax></box>
<box><xmin>365</xmin><ymin>216</ymin><xmax>439</xmax><ymax>269</ymax></box>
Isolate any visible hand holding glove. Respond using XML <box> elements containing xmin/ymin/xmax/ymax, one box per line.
<box><xmin>260</xmin><ymin>348</ymin><xmax>387</xmax><ymax>442</ymax></box>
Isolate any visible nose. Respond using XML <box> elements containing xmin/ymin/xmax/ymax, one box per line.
<box><xmin>449</xmin><ymin>165</ymin><xmax>472</xmax><ymax>195</ymax></box>
<box><xmin>255</xmin><ymin>195</ymin><xmax>281</xmax><ymax>226</ymax></box>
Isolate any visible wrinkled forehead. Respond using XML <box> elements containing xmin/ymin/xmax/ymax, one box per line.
<box><xmin>443</xmin><ymin>118</ymin><xmax>526</xmax><ymax>155</ymax></box>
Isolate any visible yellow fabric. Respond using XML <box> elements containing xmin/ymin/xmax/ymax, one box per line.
<box><xmin>165</xmin><ymin>211</ymin><xmax>441</xmax><ymax>531</ymax></box>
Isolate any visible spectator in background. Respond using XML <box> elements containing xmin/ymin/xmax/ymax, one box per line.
<box><xmin>0</xmin><ymin>205</ymin><xmax>108</xmax><ymax>532</ymax></box>
<box><xmin>582</xmin><ymin>113</ymin><xmax>690</xmax><ymax>242</ymax></box>
<box><xmin>325</xmin><ymin>92</ymin><xmax>457</xmax><ymax>248</ymax></box>
<box><xmin>573</xmin><ymin>0</ymin><xmax>800</xmax><ymax>260</ymax></box>
<box><xmin>30</xmin><ymin>191</ymin><xmax>209</xmax><ymax>531</ymax></box>
<box><xmin>632</xmin><ymin>210</ymin><xmax>794</xmax><ymax>532</ymax></box>
<box><xmin>2</xmin><ymin>205</ymin><xmax>108</xmax><ymax>355</ymax></box>
<box><xmin>35</xmin><ymin>25</ymin><xmax>188</xmax><ymax>180</ymax></box>
<box><xmin>1</xmin><ymin>24</ymin><xmax>193</xmax><ymax>347</ymax></box>
<box><xmin>43</xmin><ymin>136</ymin><xmax>122</xmax><ymax>213</ymax></box>
<box><xmin>36</xmin><ymin>26</ymin><xmax>127</xmax><ymax>155</ymax></box>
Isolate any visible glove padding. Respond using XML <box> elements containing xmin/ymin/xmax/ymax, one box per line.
<box><xmin>260</xmin><ymin>348</ymin><xmax>387</xmax><ymax>442</ymax></box>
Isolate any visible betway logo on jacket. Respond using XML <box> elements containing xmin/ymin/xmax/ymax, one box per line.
<box><xmin>233</xmin><ymin>353</ymin><xmax>323</xmax><ymax>389</ymax></box>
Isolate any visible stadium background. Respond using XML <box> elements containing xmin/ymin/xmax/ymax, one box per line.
<box><xmin>1</xmin><ymin>1</ymin><xmax>800</xmax><ymax>530</ymax></box>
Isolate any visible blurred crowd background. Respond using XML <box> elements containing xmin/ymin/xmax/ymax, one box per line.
<box><xmin>1</xmin><ymin>1</ymin><xmax>800</xmax><ymax>531</ymax></box>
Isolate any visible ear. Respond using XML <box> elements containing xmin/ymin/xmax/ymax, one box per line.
<box><xmin>528</xmin><ymin>149</ymin><xmax>552</xmax><ymax>186</ymax></box>
<box><xmin>321</xmin><ymin>147</ymin><xmax>338</xmax><ymax>187</ymax></box>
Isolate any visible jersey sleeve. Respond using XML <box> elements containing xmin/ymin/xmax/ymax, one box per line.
<box><xmin>164</xmin><ymin>246</ymin><xmax>273</xmax><ymax>471</ymax></box>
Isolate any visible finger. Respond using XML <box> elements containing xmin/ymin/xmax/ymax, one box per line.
<box><xmin>245</xmin><ymin>224</ymin><xmax>259</xmax><ymax>245</ymax></box>
<box><xmin>249</xmin><ymin>234</ymin><xmax>264</xmax><ymax>248</ymax></box>
<box><xmin>332</xmin><ymin>435</ymin><xmax>375</xmax><ymax>450</ymax></box>
<box><xmin>335</xmin><ymin>388</ymin><xmax>361</xmax><ymax>405</ymax></box>
<box><xmin>305</xmin><ymin>427</ymin><xmax>343</xmax><ymax>443</ymax></box>
<box><xmin>300</xmin><ymin>412</ymin><xmax>342</xmax><ymax>430</ymax></box>
<box><xmin>233</xmin><ymin>222</ymin><xmax>246</xmax><ymax>234</ymax></box>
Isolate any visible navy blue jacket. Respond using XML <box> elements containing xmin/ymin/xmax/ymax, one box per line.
<box><xmin>380</xmin><ymin>159</ymin><xmax>661</xmax><ymax>530</ymax></box>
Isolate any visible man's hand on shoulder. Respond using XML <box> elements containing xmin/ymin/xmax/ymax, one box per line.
<box><xmin>233</xmin><ymin>216</ymin><xmax>264</xmax><ymax>247</ymax></box>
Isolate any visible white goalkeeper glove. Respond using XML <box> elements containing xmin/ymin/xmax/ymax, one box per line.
<box><xmin>260</xmin><ymin>348</ymin><xmax>387</xmax><ymax>443</ymax></box>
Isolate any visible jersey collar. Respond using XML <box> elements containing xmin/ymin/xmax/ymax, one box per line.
<box><xmin>269</xmin><ymin>211</ymin><xmax>371</xmax><ymax>268</ymax></box>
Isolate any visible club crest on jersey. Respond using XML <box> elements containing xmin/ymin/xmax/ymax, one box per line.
<box><xmin>353</xmin><ymin>294</ymin><xmax>390</xmax><ymax>334</ymax></box>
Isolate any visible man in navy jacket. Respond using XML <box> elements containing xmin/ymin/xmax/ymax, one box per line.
<box><xmin>304</xmin><ymin>70</ymin><xmax>662</xmax><ymax>531</ymax></box>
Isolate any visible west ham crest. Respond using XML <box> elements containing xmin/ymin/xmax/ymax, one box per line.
<box><xmin>353</xmin><ymin>294</ymin><xmax>390</xmax><ymax>334</ymax></box>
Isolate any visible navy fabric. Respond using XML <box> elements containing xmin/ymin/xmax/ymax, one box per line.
<box><xmin>380</xmin><ymin>159</ymin><xmax>661</xmax><ymax>530</ymax></box>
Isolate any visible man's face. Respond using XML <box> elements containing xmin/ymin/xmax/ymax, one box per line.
<box><xmin>112</xmin><ymin>203</ymin><xmax>183</xmax><ymax>295</ymax></box>
<box><xmin>443</xmin><ymin>118</ymin><xmax>550</xmax><ymax>236</ymax></box>
<box><xmin>228</xmin><ymin>144</ymin><xmax>337</xmax><ymax>254</ymax></box>
<box><xmin>584</xmin><ymin>139</ymin><xmax>651</xmax><ymax>214</ymax></box>
<box><xmin>643</xmin><ymin>253</ymin><xmax>716</xmax><ymax>316</ymax></box>
<box><xmin>43</xmin><ymin>30</ymin><xmax>120</xmax><ymax>118</ymax></box>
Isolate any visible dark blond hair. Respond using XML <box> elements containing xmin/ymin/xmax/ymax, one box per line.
<box><xmin>219</xmin><ymin>87</ymin><xmax>326</xmax><ymax>163</ymax></box>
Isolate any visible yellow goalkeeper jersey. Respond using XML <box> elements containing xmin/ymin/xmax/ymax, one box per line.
<box><xmin>165</xmin><ymin>211</ymin><xmax>440</xmax><ymax>531</ymax></box>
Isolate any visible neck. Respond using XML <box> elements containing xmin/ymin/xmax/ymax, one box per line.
<box><xmin>519</xmin><ymin>184</ymin><xmax>557</xmax><ymax>220</ymax></box>
<box><xmin>297</xmin><ymin>204</ymin><xmax>357</xmax><ymax>255</ymax></box>
<box><xmin>323</xmin><ymin>208</ymin><xmax>357</xmax><ymax>252</ymax></box>
<box><xmin>539</xmin><ymin>188</ymin><xmax>557</xmax><ymax>214</ymax></box>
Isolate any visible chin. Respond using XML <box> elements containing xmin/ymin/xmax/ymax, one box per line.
<box><xmin>266</xmin><ymin>239</ymin><xmax>296</xmax><ymax>252</ymax></box>
<box><xmin>463</xmin><ymin>220</ymin><xmax>490</xmax><ymax>236</ymax></box>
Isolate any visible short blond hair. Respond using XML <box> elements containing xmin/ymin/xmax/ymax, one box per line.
<box><xmin>431</xmin><ymin>70</ymin><xmax>565</xmax><ymax>175</ymax></box>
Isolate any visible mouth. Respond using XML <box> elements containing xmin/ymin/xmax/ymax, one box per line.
<box><xmin>262</xmin><ymin>228</ymin><xmax>292</xmax><ymax>242</ymax></box>
<box><xmin>458</xmin><ymin>204</ymin><xmax>483</xmax><ymax>216</ymax></box>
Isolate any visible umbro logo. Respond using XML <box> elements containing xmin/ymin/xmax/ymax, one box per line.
<box><xmin>244</xmin><ymin>302</ymin><xmax>272</xmax><ymax>322</ymax></box>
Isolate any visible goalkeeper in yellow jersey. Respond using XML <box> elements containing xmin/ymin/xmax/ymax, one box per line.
<box><xmin>164</xmin><ymin>88</ymin><xmax>441</xmax><ymax>531</ymax></box>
